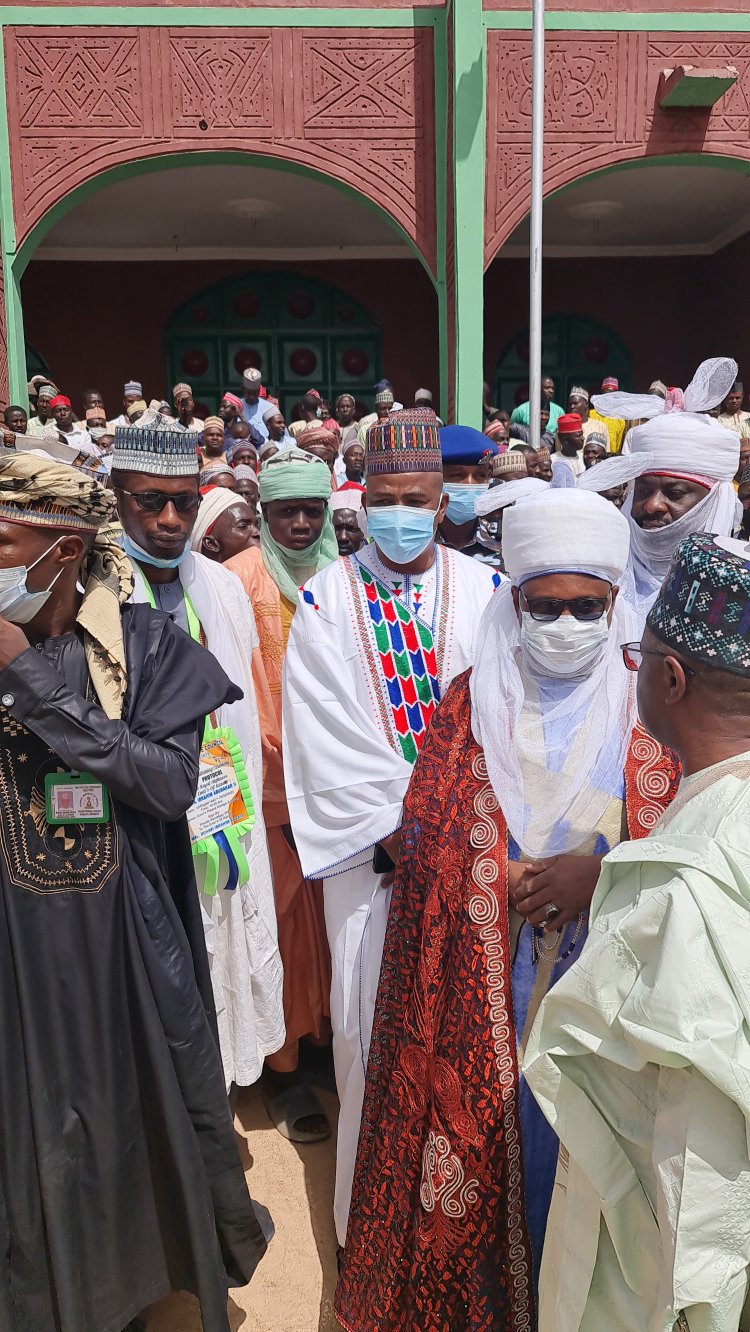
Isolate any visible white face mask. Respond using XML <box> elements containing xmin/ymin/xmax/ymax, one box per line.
<box><xmin>0</xmin><ymin>538</ymin><xmax>66</xmax><ymax>625</ymax></box>
<box><xmin>520</xmin><ymin>608</ymin><xmax>610</xmax><ymax>679</ymax></box>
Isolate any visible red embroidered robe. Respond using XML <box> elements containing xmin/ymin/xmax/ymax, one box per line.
<box><xmin>335</xmin><ymin>670</ymin><xmax>680</xmax><ymax>1332</ymax></box>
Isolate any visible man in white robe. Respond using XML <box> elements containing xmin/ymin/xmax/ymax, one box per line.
<box><xmin>525</xmin><ymin>531</ymin><xmax>750</xmax><ymax>1332</ymax></box>
<box><xmin>578</xmin><ymin>357</ymin><xmax>740</xmax><ymax>625</ymax></box>
<box><xmin>113</xmin><ymin>417</ymin><xmax>285</xmax><ymax>1091</ymax></box>
<box><xmin>282</xmin><ymin>408</ymin><xmax>500</xmax><ymax>1247</ymax></box>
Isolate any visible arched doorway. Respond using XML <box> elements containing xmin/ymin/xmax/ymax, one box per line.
<box><xmin>165</xmin><ymin>272</ymin><xmax>382</xmax><ymax>420</ymax></box>
<box><xmin>494</xmin><ymin>314</ymin><xmax>631</xmax><ymax>412</ymax></box>
<box><xmin>14</xmin><ymin>155</ymin><xmax>438</xmax><ymax>414</ymax></box>
<box><xmin>485</xmin><ymin>157</ymin><xmax>750</xmax><ymax>410</ymax></box>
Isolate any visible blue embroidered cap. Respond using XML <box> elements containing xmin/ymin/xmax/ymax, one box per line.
<box><xmin>647</xmin><ymin>533</ymin><xmax>750</xmax><ymax>675</ymax></box>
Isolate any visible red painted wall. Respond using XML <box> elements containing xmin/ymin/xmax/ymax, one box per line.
<box><xmin>484</xmin><ymin>232</ymin><xmax>750</xmax><ymax>408</ymax></box>
<box><xmin>21</xmin><ymin>258</ymin><xmax>439</xmax><ymax>414</ymax></box>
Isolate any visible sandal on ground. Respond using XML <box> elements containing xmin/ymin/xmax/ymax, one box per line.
<box><xmin>261</xmin><ymin>1080</ymin><xmax>331</xmax><ymax>1144</ymax></box>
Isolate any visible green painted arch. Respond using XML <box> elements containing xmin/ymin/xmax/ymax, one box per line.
<box><xmin>548</xmin><ymin>151</ymin><xmax>750</xmax><ymax>203</ymax></box>
<box><xmin>487</xmin><ymin>150</ymin><xmax>750</xmax><ymax>269</ymax></box>
<box><xmin>494</xmin><ymin>313</ymin><xmax>632</xmax><ymax>413</ymax></box>
<box><xmin>12</xmin><ymin>149</ymin><xmax>437</xmax><ymax>284</ymax></box>
<box><xmin>166</xmin><ymin>271</ymin><xmax>383</xmax><ymax>419</ymax></box>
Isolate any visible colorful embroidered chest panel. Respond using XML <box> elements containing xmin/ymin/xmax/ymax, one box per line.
<box><xmin>345</xmin><ymin>557</ymin><xmax>447</xmax><ymax>765</ymax></box>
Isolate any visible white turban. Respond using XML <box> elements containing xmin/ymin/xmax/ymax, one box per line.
<box><xmin>502</xmin><ymin>488</ymin><xmax>630</xmax><ymax>587</ymax></box>
<box><xmin>190</xmin><ymin>487</ymin><xmax>247</xmax><ymax>551</ymax></box>
<box><xmin>469</xmin><ymin>487</ymin><xmax>638</xmax><ymax>857</ymax></box>
<box><xmin>262</xmin><ymin>403</ymin><xmax>281</xmax><ymax>424</ymax></box>
<box><xmin>474</xmin><ymin>475</ymin><xmax>548</xmax><ymax>517</ymax></box>
<box><xmin>578</xmin><ymin>357</ymin><xmax>740</xmax><ymax>616</ymax></box>
<box><xmin>577</xmin><ymin>410</ymin><xmax>739</xmax><ymax>492</ymax></box>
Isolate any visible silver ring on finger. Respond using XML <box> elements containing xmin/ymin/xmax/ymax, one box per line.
<box><xmin>544</xmin><ymin>902</ymin><xmax>560</xmax><ymax>921</ymax></box>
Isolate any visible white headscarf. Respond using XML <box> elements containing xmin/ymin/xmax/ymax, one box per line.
<box><xmin>578</xmin><ymin>357</ymin><xmax>741</xmax><ymax>612</ymax></box>
<box><xmin>190</xmin><ymin>487</ymin><xmax>247</xmax><ymax>551</ymax></box>
<box><xmin>470</xmin><ymin>490</ymin><xmax>637</xmax><ymax>857</ymax></box>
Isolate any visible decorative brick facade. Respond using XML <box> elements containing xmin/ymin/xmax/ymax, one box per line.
<box><xmin>4</xmin><ymin>25</ymin><xmax>437</xmax><ymax>269</ymax></box>
<box><xmin>485</xmin><ymin>30</ymin><xmax>750</xmax><ymax>264</ymax></box>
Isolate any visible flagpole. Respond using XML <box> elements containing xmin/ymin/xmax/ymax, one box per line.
<box><xmin>528</xmin><ymin>0</ymin><xmax>545</xmax><ymax>451</ymax></box>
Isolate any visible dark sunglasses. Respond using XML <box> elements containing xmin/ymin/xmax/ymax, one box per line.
<box><xmin>520</xmin><ymin>590</ymin><xmax>611</xmax><ymax>623</ymax></box>
<box><xmin>115</xmin><ymin>487</ymin><xmax>202</xmax><ymax>515</ymax></box>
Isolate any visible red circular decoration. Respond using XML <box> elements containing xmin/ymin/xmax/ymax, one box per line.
<box><xmin>191</xmin><ymin>305</ymin><xmax>209</xmax><ymax>324</ymax></box>
<box><xmin>289</xmin><ymin>347</ymin><xmax>318</xmax><ymax>377</ymax></box>
<box><xmin>234</xmin><ymin>290</ymin><xmax>261</xmax><ymax>319</ymax></box>
<box><xmin>337</xmin><ymin>304</ymin><xmax>355</xmax><ymax>323</ymax></box>
<box><xmin>583</xmin><ymin>336</ymin><xmax>609</xmax><ymax>364</ymax></box>
<box><xmin>233</xmin><ymin>347</ymin><xmax>263</xmax><ymax>374</ymax></box>
<box><xmin>181</xmin><ymin>349</ymin><xmax>208</xmax><ymax>377</ymax></box>
<box><xmin>287</xmin><ymin>291</ymin><xmax>315</xmax><ymax>319</ymax></box>
<box><xmin>342</xmin><ymin>349</ymin><xmax>369</xmax><ymax>378</ymax></box>
<box><xmin>516</xmin><ymin>339</ymin><xmax>530</xmax><ymax>365</ymax></box>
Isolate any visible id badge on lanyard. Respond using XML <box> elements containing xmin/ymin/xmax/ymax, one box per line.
<box><xmin>45</xmin><ymin>771</ymin><xmax>110</xmax><ymax>824</ymax></box>
<box><xmin>142</xmin><ymin>574</ymin><xmax>255</xmax><ymax>894</ymax></box>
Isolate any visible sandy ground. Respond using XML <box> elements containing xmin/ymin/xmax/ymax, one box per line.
<box><xmin>147</xmin><ymin>1083</ymin><xmax>340</xmax><ymax>1332</ymax></box>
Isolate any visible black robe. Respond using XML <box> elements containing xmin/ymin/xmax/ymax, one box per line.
<box><xmin>0</xmin><ymin>604</ymin><xmax>267</xmax><ymax>1332</ymax></box>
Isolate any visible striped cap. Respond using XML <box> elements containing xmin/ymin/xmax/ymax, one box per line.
<box><xmin>112</xmin><ymin>424</ymin><xmax>200</xmax><ymax>476</ymax></box>
<box><xmin>365</xmin><ymin>408</ymin><xmax>442</xmax><ymax>476</ymax></box>
<box><xmin>491</xmin><ymin>450</ymin><xmax>527</xmax><ymax>478</ymax></box>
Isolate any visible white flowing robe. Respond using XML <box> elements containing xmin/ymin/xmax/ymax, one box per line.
<box><xmin>524</xmin><ymin>752</ymin><xmax>750</xmax><ymax>1332</ymax></box>
<box><xmin>282</xmin><ymin>542</ymin><xmax>499</xmax><ymax>1244</ymax></box>
<box><xmin>131</xmin><ymin>552</ymin><xmax>285</xmax><ymax>1088</ymax></box>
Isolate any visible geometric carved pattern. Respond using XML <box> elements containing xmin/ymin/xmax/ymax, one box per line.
<box><xmin>4</xmin><ymin>26</ymin><xmax>436</xmax><ymax>272</ymax></box>
<box><xmin>170</xmin><ymin>37</ymin><xmax>273</xmax><ymax>132</ymax></box>
<box><xmin>485</xmin><ymin>29</ymin><xmax>750</xmax><ymax>265</ymax></box>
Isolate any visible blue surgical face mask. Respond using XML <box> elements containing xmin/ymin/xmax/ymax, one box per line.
<box><xmin>443</xmin><ymin>483</ymin><xmax>486</xmax><ymax>526</ymax></box>
<box><xmin>122</xmin><ymin>532</ymin><xmax>189</xmax><ymax>570</ymax></box>
<box><xmin>366</xmin><ymin>504</ymin><xmax>438</xmax><ymax>565</ymax></box>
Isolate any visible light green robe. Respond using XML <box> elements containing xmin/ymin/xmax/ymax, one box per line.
<box><xmin>524</xmin><ymin>752</ymin><xmax>750</xmax><ymax>1332</ymax></box>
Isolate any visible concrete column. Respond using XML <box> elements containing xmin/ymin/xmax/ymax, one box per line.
<box><xmin>451</xmin><ymin>0</ymin><xmax>486</xmax><ymax>427</ymax></box>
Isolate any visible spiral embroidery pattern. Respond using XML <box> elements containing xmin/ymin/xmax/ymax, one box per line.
<box><xmin>625</xmin><ymin>724</ymin><xmax>681</xmax><ymax>839</ymax></box>
<box><xmin>468</xmin><ymin>751</ymin><xmax>532</xmax><ymax>1331</ymax></box>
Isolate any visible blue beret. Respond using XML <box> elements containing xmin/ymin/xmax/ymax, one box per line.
<box><xmin>440</xmin><ymin>424</ymin><xmax>498</xmax><ymax>466</ymax></box>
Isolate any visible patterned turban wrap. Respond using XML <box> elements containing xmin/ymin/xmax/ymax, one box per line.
<box><xmin>0</xmin><ymin>453</ymin><xmax>133</xmax><ymax>718</ymax></box>
<box><xmin>648</xmin><ymin>532</ymin><xmax>750</xmax><ymax>676</ymax></box>
<box><xmin>298</xmin><ymin>426</ymin><xmax>339</xmax><ymax>451</ymax></box>
<box><xmin>365</xmin><ymin>408</ymin><xmax>442</xmax><ymax>475</ymax></box>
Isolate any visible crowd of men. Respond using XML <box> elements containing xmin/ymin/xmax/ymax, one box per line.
<box><xmin>1</xmin><ymin>355</ymin><xmax>750</xmax><ymax>1332</ymax></box>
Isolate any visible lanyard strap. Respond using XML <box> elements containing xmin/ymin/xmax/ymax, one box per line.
<box><xmin>141</xmin><ymin>574</ymin><xmax>215</xmax><ymax>728</ymax></box>
<box><xmin>140</xmin><ymin>570</ymin><xmax>253</xmax><ymax>894</ymax></box>
<box><xmin>140</xmin><ymin>573</ymin><xmax>200</xmax><ymax>640</ymax></box>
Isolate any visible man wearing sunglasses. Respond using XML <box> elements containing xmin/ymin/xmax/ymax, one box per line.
<box><xmin>336</xmin><ymin>489</ymin><xmax>680</xmax><ymax>1332</ymax></box>
<box><xmin>527</xmin><ymin>531</ymin><xmax>750</xmax><ymax>1332</ymax></box>
<box><xmin>113</xmin><ymin>420</ymin><xmax>285</xmax><ymax>1114</ymax></box>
